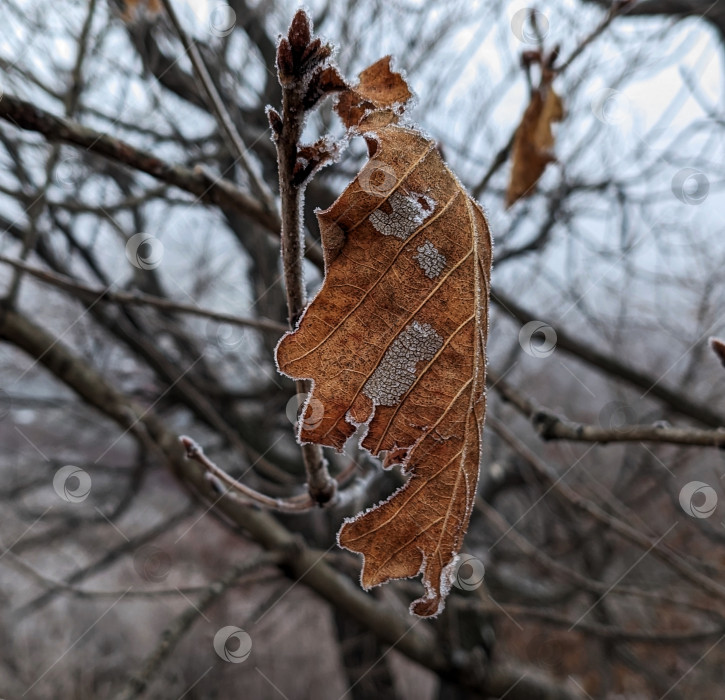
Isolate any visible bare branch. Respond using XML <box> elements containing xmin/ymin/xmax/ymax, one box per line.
<box><xmin>115</xmin><ymin>551</ymin><xmax>284</xmax><ymax>700</ymax></box>
<box><xmin>0</xmin><ymin>254</ymin><xmax>287</xmax><ymax>334</ymax></box>
<box><xmin>490</xmin><ymin>368</ymin><xmax>725</xmax><ymax>447</ymax></box>
<box><xmin>0</xmin><ymin>93</ymin><xmax>280</xmax><ymax>233</ymax></box>
<box><xmin>270</xmin><ymin>11</ymin><xmax>340</xmax><ymax>504</ymax></box>
<box><xmin>158</xmin><ymin>0</ymin><xmax>278</xmax><ymax>214</ymax></box>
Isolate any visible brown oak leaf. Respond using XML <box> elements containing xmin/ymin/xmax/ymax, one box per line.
<box><xmin>335</xmin><ymin>56</ymin><xmax>412</xmax><ymax>129</ymax></box>
<box><xmin>276</xmin><ymin>61</ymin><xmax>492</xmax><ymax>617</ymax></box>
<box><xmin>505</xmin><ymin>81</ymin><xmax>564</xmax><ymax>207</ymax></box>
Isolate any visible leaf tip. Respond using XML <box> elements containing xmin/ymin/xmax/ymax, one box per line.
<box><xmin>710</xmin><ymin>337</ymin><xmax>725</xmax><ymax>369</ymax></box>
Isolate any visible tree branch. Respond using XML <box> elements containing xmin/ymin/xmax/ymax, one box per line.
<box><xmin>158</xmin><ymin>0</ymin><xmax>278</xmax><ymax>214</ymax></box>
<box><xmin>489</xmin><ymin>368</ymin><xmax>725</xmax><ymax>447</ymax></box>
<box><xmin>115</xmin><ymin>551</ymin><xmax>284</xmax><ymax>700</ymax></box>
<box><xmin>0</xmin><ymin>93</ymin><xmax>280</xmax><ymax>234</ymax></box>
<box><xmin>491</xmin><ymin>288</ymin><xmax>725</xmax><ymax>428</ymax></box>
<box><xmin>269</xmin><ymin>11</ymin><xmax>341</xmax><ymax>504</ymax></box>
<box><xmin>0</xmin><ymin>303</ymin><xmax>580</xmax><ymax>700</ymax></box>
<box><xmin>0</xmin><ymin>254</ymin><xmax>287</xmax><ymax>334</ymax></box>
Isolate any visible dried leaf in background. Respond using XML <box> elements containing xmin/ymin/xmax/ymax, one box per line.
<box><xmin>276</xmin><ymin>60</ymin><xmax>493</xmax><ymax>617</ymax></box>
<box><xmin>505</xmin><ymin>81</ymin><xmax>564</xmax><ymax>207</ymax></box>
<box><xmin>710</xmin><ymin>337</ymin><xmax>725</xmax><ymax>369</ymax></box>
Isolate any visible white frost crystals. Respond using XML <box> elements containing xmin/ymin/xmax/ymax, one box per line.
<box><xmin>369</xmin><ymin>191</ymin><xmax>436</xmax><ymax>241</ymax></box>
<box><xmin>413</xmin><ymin>240</ymin><xmax>446</xmax><ymax>279</ymax></box>
<box><xmin>363</xmin><ymin>321</ymin><xmax>443</xmax><ymax>406</ymax></box>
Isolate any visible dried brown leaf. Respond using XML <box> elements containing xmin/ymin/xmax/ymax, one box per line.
<box><xmin>119</xmin><ymin>0</ymin><xmax>162</xmax><ymax>22</ymax></box>
<box><xmin>335</xmin><ymin>56</ymin><xmax>412</xmax><ymax>130</ymax></box>
<box><xmin>710</xmin><ymin>337</ymin><xmax>725</xmax><ymax>369</ymax></box>
<box><xmin>505</xmin><ymin>83</ymin><xmax>564</xmax><ymax>207</ymax></box>
<box><xmin>276</xmin><ymin>62</ymin><xmax>492</xmax><ymax>617</ymax></box>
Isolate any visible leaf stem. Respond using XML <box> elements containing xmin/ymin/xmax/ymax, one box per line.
<box><xmin>271</xmin><ymin>11</ymin><xmax>338</xmax><ymax>504</ymax></box>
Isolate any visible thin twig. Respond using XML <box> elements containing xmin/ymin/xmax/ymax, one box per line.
<box><xmin>115</xmin><ymin>551</ymin><xmax>284</xmax><ymax>700</ymax></box>
<box><xmin>180</xmin><ymin>436</ymin><xmax>363</xmax><ymax>512</ymax></box>
<box><xmin>0</xmin><ymin>93</ymin><xmax>280</xmax><ymax>233</ymax></box>
<box><xmin>489</xmin><ymin>367</ymin><xmax>725</xmax><ymax>447</ymax></box>
<box><xmin>181</xmin><ymin>436</ymin><xmax>316</xmax><ymax>512</ymax></box>
<box><xmin>4</xmin><ymin>0</ymin><xmax>98</xmax><ymax>305</ymax></box>
<box><xmin>158</xmin><ymin>0</ymin><xmax>278</xmax><ymax>214</ymax></box>
<box><xmin>557</xmin><ymin>3</ymin><xmax>624</xmax><ymax>73</ymax></box>
<box><xmin>488</xmin><ymin>416</ymin><xmax>725</xmax><ymax>607</ymax></box>
<box><xmin>491</xmin><ymin>288</ymin><xmax>725</xmax><ymax>427</ymax></box>
<box><xmin>0</xmin><ymin>254</ymin><xmax>287</xmax><ymax>333</ymax></box>
<box><xmin>270</xmin><ymin>11</ymin><xmax>340</xmax><ymax>504</ymax></box>
<box><xmin>1</xmin><ymin>546</ymin><xmax>274</xmax><ymax>599</ymax></box>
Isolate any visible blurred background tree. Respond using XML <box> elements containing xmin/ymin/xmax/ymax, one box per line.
<box><xmin>1</xmin><ymin>0</ymin><xmax>725</xmax><ymax>698</ymax></box>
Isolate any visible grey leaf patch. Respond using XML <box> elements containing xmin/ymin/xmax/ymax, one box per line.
<box><xmin>413</xmin><ymin>240</ymin><xmax>446</xmax><ymax>279</ymax></box>
<box><xmin>363</xmin><ymin>321</ymin><xmax>444</xmax><ymax>406</ymax></box>
<box><xmin>369</xmin><ymin>192</ymin><xmax>436</xmax><ymax>241</ymax></box>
